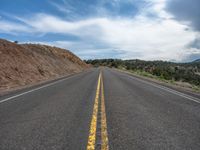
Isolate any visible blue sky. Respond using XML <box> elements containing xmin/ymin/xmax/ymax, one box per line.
<box><xmin>0</xmin><ymin>0</ymin><xmax>200</xmax><ymax>61</ymax></box>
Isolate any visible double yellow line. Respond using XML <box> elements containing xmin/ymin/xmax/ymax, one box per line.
<box><xmin>87</xmin><ymin>71</ymin><xmax>109</xmax><ymax>150</ymax></box>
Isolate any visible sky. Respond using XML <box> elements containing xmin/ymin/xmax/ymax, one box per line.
<box><xmin>0</xmin><ymin>0</ymin><xmax>200</xmax><ymax>62</ymax></box>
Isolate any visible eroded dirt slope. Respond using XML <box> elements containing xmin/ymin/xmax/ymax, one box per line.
<box><xmin>0</xmin><ymin>39</ymin><xmax>88</xmax><ymax>93</ymax></box>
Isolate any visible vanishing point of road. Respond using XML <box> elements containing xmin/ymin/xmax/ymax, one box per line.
<box><xmin>0</xmin><ymin>68</ymin><xmax>200</xmax><ymax>150</ymax></box>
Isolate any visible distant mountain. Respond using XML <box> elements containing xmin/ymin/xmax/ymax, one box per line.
<box><xmin>0</xmin><ymin>39</ymin><xmax>88</xmax><ymax>93</ymax></box>
<box><xmin>193</xmin><ymin>59</ymin><xmax>200</xmax><ymax>63</ymax></box>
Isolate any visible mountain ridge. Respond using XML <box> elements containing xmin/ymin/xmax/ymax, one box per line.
<box><xmin>193</xmin><ymin>59</ymin><xmax>200</xmax><ymax>62</ymax></box>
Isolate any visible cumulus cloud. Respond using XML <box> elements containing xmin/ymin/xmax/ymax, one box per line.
<box><xmin>14</xmin><ymin>12</ymin><xmax>195</xmax><ymax>61</ymax></box>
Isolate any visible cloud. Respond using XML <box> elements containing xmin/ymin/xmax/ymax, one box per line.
<box><xmin>15</xmin><ymin>13</ymin><xmax>105</xmax><ymax>36</ymax></box>
<box><xmin>49</xmin><ymin>0</ymin><xmax>146</xmax><ymax>19</ymax></box>
<box><xmin>166</xmin><ymin>0</ymin><xmax>200</xmax><ymax>52</ymax></box>
<box><xmin>29</xmin><ymin>40</ymin><xmax>126</xmax><ymax>59</ymax></box>
<box><xmin>188</xmin><ymin>36</ymin><xmax>200</xmax><ymax>49</ymax></box>
<box><xmin>49</xmin><ymin>1</ymin><xmax>73</xmax><ymax>14</ymax></box>
<box><xmin>0</xmin><ymin>0</ymin><xmax>199</xmax><ymax>61</ymax></box>
<box><xmin>166</xmin><ymin>0</ymin><xmax>200</xmax><ymax>31</ymax></box>
<box><xmin>0</xmin><ymin>20</ymin><xmax>31</xmax><ymax>34</ymax></box>
<box><xmin>181</xmin><ymin>48</ymin><xmax>200</xmax><ymax>62</ymax></box>
<box><xmin>11</xmin><ymin>12</ymin><xmax>195</xmax><ymax>61</ymax></box>
<box><xmin>100</xmin><ymin>18</ymin><xmax>195</xmax><ymax>61</ymax></box>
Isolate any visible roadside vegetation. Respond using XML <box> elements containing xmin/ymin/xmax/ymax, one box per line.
<box><xmin>85</xmin><ymin>59</ymin><xmax>200</xmax><ymax>92</ymax></box>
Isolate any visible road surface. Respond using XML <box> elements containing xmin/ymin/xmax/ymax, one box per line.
<box><xmin>0</xmin><ymin>68</ymin><xmax>200</xmax><ymax>150</ymax></box>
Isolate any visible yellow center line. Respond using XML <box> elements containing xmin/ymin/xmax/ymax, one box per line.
<box><xmin>100</xmin><ymin>72</ymin><xmax>109</xmax><ymax>150</ymax></box>
<box><xmin>87</xmin><ymin>73</ymin><xmax>101</xmax><ymax>150</ymax></box>
<box><xmin>87</xmin><ymin>71</ymin><xmax>109</xmax><ymax>150</ymax></box>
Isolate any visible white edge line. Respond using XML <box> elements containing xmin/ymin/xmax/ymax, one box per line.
<box><xmin>118</xmin><ymin>70</ymin><xmax>200</xmax><ymax>104</ymax></box>
<box><xmin>0</xmin><ymin>74</ymin><xmax>77</xmax><ymax>104</ymax></box>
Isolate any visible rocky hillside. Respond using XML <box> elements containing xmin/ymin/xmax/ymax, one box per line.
<box><xmin>0</xmin><ymin>39</ymin><xmax>88</xmax><ymax>93</ymax></box>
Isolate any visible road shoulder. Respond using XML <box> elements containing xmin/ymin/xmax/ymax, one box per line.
<box><xmin>114</xmin><ymin>68</ymin><xmax>200</xmax><ymax>99</ymax></box>
<box><xmin>0</xmin><ymin>68</ymin><xmax>92</xmax><ymax>98</ymax></box>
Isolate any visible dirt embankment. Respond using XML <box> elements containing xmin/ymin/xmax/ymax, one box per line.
<box><xmin>0</xmin><ymin>39</ymin><xmax>88</xmax><ymax>94</ymax></box>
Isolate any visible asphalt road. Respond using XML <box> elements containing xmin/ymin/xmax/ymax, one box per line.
<box><xmin>0</xmin><ymin>68</ymin><xmax>200</xmax><ymax>150</ymax></box>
